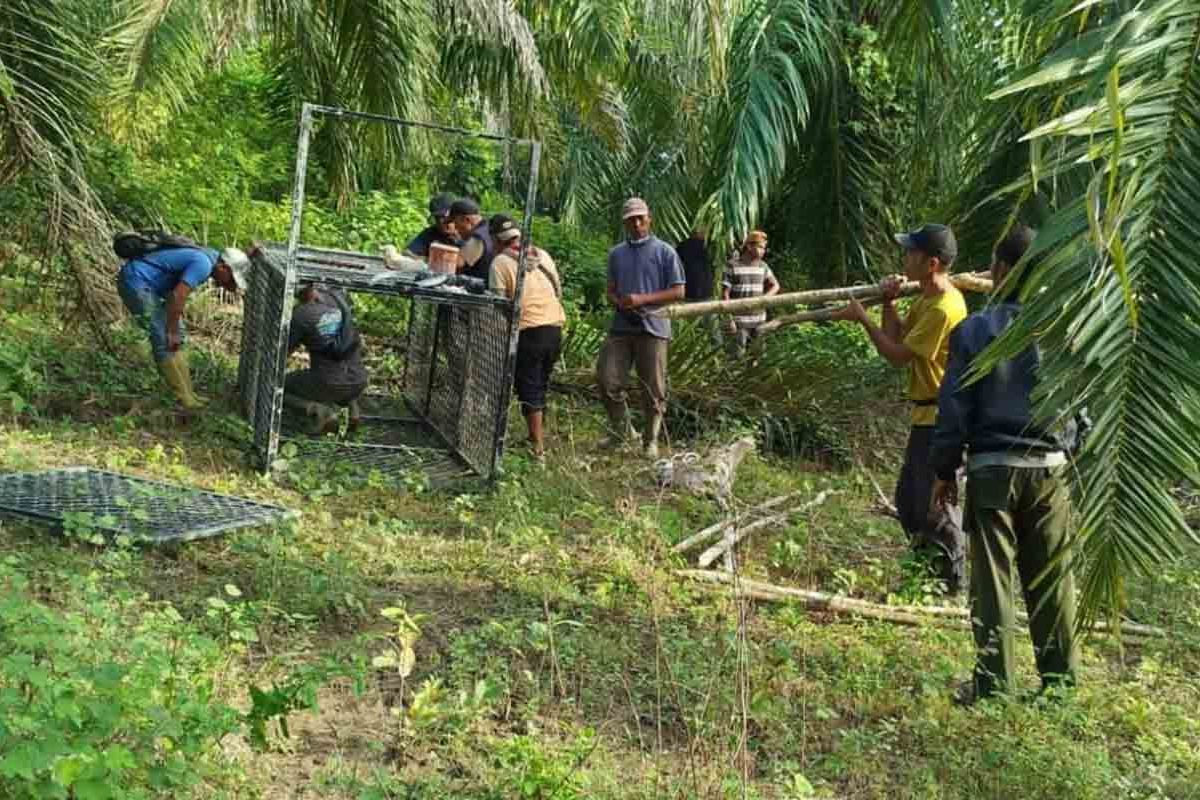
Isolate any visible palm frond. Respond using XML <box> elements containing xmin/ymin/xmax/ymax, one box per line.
<box><xmin>0</xmin><ymin>0</ymin><xmax>97</xmax><ymax>174</ymax></box>
<box><xmin>265</xmin><ymin>0</ymin><xmax>435</xmax><ymax>203</ymax></box>
<box><xmin>442</xmin><ymin>0</ymin><xmax>547</xmax><ymax>103</ymax></box>
<box><xmin>702</xmin><ymin>0</ymin><xmax>836</xmax><ymax>246</ymax></box>
<box><xmin>105</xmin><ymin>0</ymin><xmax>213</xmax><ymax>121</ymax></box>
<box><xmin>974</xmin><ymin>0</ymin><xmax>1200</xmax><ymax>627</ymax></box>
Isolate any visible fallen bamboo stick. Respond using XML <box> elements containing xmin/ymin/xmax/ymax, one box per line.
<box><xmin>697</xmin><ymin>490</ymin><xmax>837</xmax><ymax>569</ymax></box>
<box><xmin>855</xmin><ymin>457</ymin><xmax>899</xmax><ymax>520</ymax></box>
<box><xmin>657</xmin><ymin>271</ymin><xmax>993</xmax><ymax>320</ymax></box>
<box><xmin>678</xmin><ymin>570</ymin><xmax>1168</xmax><ymax>640</ymax></box>
<box><xmin>672</xmin><ymin>491</ymin><xmax>806</xmax><ymax>554</ymax></box>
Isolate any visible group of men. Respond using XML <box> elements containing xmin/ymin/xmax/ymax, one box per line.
<box><xmin>402</xmin><ymin>192</ymin><xmax>568</xmax><ymax>459</ymax></box>
<box><xmin>598</xmin><ymin>202</ymin><xmax>1081</xmax><ymax>703</ymax></box>
<box><xmin>115</xmin><ymin>193</ymin><xmax>1078</xmax><ymax>703</ymax></box>
<box><xmin>400</xmin><ymin>192</ymin><xmax>501</xmax><ymax>282</ymax></box>
<box><xmin>831</xmin><ymin>222</ymin><xmax>1080</xmax><ymax>704</ymax></box>
<box><xmin>596</xmin><ymin>198</ymin><xmax>784</xmax><ymax>459</ymax></box>
<box><xmin>115</xmin><ymin>189</ymin><xmax>567</xmax><ymax>449</ymax></box>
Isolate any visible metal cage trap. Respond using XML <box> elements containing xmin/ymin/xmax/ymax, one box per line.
<box><xmin>0</xmin><ymin>468</ymin><xmax>294</xmax><ymax>543</ymax></box>
<box><xmin>237</xmin><ymin>105</ymin><xmax>542</xmax><ymax>485</ymax></box>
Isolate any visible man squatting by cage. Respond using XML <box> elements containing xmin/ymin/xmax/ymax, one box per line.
<box><xmin>596</xmin><ymin>197</ymin><xmax>686</xmax><ymax>459</ymax></box>
<box><xmin>284</xmin><ymin>282</ymin><xmax>370</xmax><ymax>436</ymax></box>
<box><xmin>930</xmin><ymin>223</ymin><xmax>1081</xmax><ymax>704</ymax></box>
<box><xmin>488</xmin><ymin>214</ymin><xmax>566</xmax><ymax>461</ymax></box>
<box><xmin>116</xmin><ymin>245</ymin><xmax>250</xmax><ymax>410</ymax></box>
<box><xmin>831</xmin><ymin>224</ymin><xmax>968</xmax><ymax>595</ymax></box>
<box><xmin>722</xmin><ymin>230</ymin><xmax>780</xmax><ymax>354</ymax></box>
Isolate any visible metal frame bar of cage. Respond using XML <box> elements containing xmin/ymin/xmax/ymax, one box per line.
<box><xmin>260</xmin><ymin>102</ymin><xmax>541</xmax><ymax>480</ymax></box>
<box><xmin>302</xmin><ymin>104</ymin><xmax>539</xmax><ymax>146</ymax></box>
<box><xmin>492</xmin><ymin>141</ymin><xmax>542</xmax><ymax>477</ymax></box>
<box><xmin>422</xmin><ymin>306</ymin><xmax>443</xmax><ymax>418</ymax></box>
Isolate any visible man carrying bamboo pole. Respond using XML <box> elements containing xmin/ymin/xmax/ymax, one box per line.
<box><xmin>930</xmin><ymin>224</ymin><xmax>1080</xmax><ymax>704</ymax></box>
<box><xmin>596</xmin><ymin>197</ymin><xmax>686</xmax><ymax>458</ymax></box>
<box><xmin>831</xmin><ymin>224</ymin><xmax>968</xmax><ymax>594</ymax></box>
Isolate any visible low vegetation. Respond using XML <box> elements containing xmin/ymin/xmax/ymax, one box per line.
<box><xmin>2</xmin><ymin>299</ymin><xmax>1199</xmax><ymax>799</ymax></box>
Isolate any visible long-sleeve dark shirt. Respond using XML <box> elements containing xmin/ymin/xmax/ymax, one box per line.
<box><xmin>675</xmin><ymin>236</ymin><xmax>712</xmax><ymax>301</ymax></box>
<box><xmin>288</xmin><ymin>289</ymin><xmax>368</xmax><ymax>387</ymax></box>
<box><xmin>931</xmin><ymin>302</ymin><xmax>1081</xmax><ymax>481</ymax></box>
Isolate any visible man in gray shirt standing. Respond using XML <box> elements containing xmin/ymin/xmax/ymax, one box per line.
<box><xmin>596</xmin><ymin>197</ymin><xmax>686</xmax><ymax>458</ymax></box>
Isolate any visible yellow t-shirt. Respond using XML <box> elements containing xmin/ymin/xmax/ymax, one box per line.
<box><xmin>903</xmin><ymin>286</ymin><xmax>967</xmax><ymax>425</ymax></box>
<box><xmin>490</xmin><ymin>248</ymin><xmax>567</xmax><ymax>330</ymax></box>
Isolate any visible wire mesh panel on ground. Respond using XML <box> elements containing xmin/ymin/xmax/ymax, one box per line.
<box><xmin>238</xmin><ymin>104</ymin><xmax>541</xmax><ymax>487</ymax></box>
<box><xmin>241</xmin><ymin>244</ymin><xmax>518</xmax><ymax>485</ymax></box>
<box><xmin>0</xmin><ymin>468</ymin><xmax>294</xmax><ymax>543</ymax></box>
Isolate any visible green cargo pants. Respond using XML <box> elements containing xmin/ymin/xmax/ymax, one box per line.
<box><xmin>967</xmin><ymin>465</ymin><xmax>1080</xmax><ymax>698</ymax></box>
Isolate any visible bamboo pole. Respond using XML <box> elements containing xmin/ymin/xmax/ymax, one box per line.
<box><xmin>697</xmin><ymin>490</ymin><xmax>837</xmax><ymax>569</ymax></box>
<box><xmin>672</xmin><ymin>491</ymin><xmax>806</xmax><ymax>554</ymax></box>
<box><xmin>757</xmin><ymin>298</ymin><xmax>884</xmax><ymax>335</ymax></box>
<box><xmin>678</xmin><ymin>570</ymin><xmax>1168</xmax><ymax>640</ymax></box>
<box><xmin>656</xmin><ymin>271</ymin><xmax>994</xmax><ymax>321</ymax></box>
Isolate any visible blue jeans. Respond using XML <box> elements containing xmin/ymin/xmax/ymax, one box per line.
<box><xmin>117</xmin><ymin>269</ymin><xmax>184</xmax><ymax>362</ymax></box>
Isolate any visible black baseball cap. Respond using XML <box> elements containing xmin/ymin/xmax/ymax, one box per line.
<box><xmin>429</xmin><ymin>192</ymin><xmax>456</xmax><ymax>219</ymax></box>
<box><xmin>449</xmin><ymin>198</ymin><xmax>481</xmax><ymax>217</ymax></box>
<box><xmin>894</xmin><ymin>223</ymin><xmax>957</xmax><ymax>264</ymax></box>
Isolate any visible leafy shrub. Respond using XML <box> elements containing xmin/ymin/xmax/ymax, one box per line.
<box><xmin>0</xmin><ymin>557</ymin><xmax>244</xmax><ymax>798</ymax></box>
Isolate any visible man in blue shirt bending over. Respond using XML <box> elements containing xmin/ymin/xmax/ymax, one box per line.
<box><xmin>116</xmin><ymin>245</ymin><xmax>249</xmax><ymax>409</ymax></box>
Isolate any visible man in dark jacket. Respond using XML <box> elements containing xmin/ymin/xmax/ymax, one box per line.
<box><xmin>403</xmin><ymin>192</ymin><xmax>462</xmax><ymax>259</ymax></box>
<box><xmin>284</xmin><ymin>283</ymin><xmax>370</xmax><ymax>435</ymax></box>
<box><xmin>676</xmin><ymin>227</ymin><xmax>712</xmax><ymax>301</ymax></box>
<box><xmin>930</xmin><ymin>223</ymin><xmax>1081</xmax><ymax>704</ymax></box>
<box><xmin>450</xmin><ymin>198</ymin><xmax>495</xmax><ymax>282</ymax></box>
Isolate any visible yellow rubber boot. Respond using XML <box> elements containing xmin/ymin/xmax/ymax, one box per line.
<box><xmin>176</xmin><ymin>354</ymin><xmax>209</xmax><ymax>405</ymax></box>
<box><xmin>159</xmin><ymin>354</ymin><xmax>204</xmax><ymax>410</ymax></box>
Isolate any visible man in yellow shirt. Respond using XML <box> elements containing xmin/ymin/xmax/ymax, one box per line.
<box><xmin>833</xmin><ymin>224</ymin><xmax>968</xmax><ymax>593</ymax></box>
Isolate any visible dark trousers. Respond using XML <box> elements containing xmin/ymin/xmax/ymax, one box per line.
<box><xmin>284</xmin><ymin>370</ymin><xmax>367</xmax><ymax>407</ymax></box>
<box><xmin>967</xmin><ymin>465</ymin><xmax>1079</xmax><ymax>698</ymax></box>
<box><xmin>896</xmin><ymin>425</ymin><xmax>966</xmax><ymax>592</ymax></box>
<box><xmin>514</xmin><ymin>325</ymin><xmax>562</xmax><ymax>412</ymax></box>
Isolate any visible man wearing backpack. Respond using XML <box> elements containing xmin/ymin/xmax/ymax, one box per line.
<box><xmin>115</xmin><ymin>238</ymin><xmax>249</xmax><ymax>410</ymax></box>
<box><xmin>488</xmin><ymin>214</ymin><xmax>565</xmax><ymax>461</ymax></box>
<box><xmin>285</xmin><ymin>283</ymin><xmax>369</xmax><ymax>435</ymax></box>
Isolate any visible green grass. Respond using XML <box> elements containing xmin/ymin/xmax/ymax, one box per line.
<box><xmin>2</xmin><ymin>301</ymin><xmax>1200</xmax><ymax>799</ymax></box>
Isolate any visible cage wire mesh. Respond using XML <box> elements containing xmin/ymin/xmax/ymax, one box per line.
<box><xmin>0</xmin><ymin>468</ymin><xmax>294</xmax><ymax>543</ymax></box>
<box><xmin>238</xmin><ymin>104</ymin><xmax>541</xmax><ymax>486</ymax></box>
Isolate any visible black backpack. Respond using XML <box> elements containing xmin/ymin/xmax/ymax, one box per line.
<box><xmin>112</xmin><ymin>229</ymin><xmax>199</xmax><ymax>261</ymax></box>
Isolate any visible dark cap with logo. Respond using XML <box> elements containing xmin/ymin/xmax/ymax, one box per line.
<box><xmin>449</xmin><ymin>198</ymin><xmax>481</xmax><ymax>218</ymax></box>
<box><xmin>428</xmin><ymin>192</ymin><xmax>456</xmax><ymax>219</ymax></box>
<box><xmin>894</xmin><ymin>223</ymin><xmax>957</xmax><ymax>265</ymax></box>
